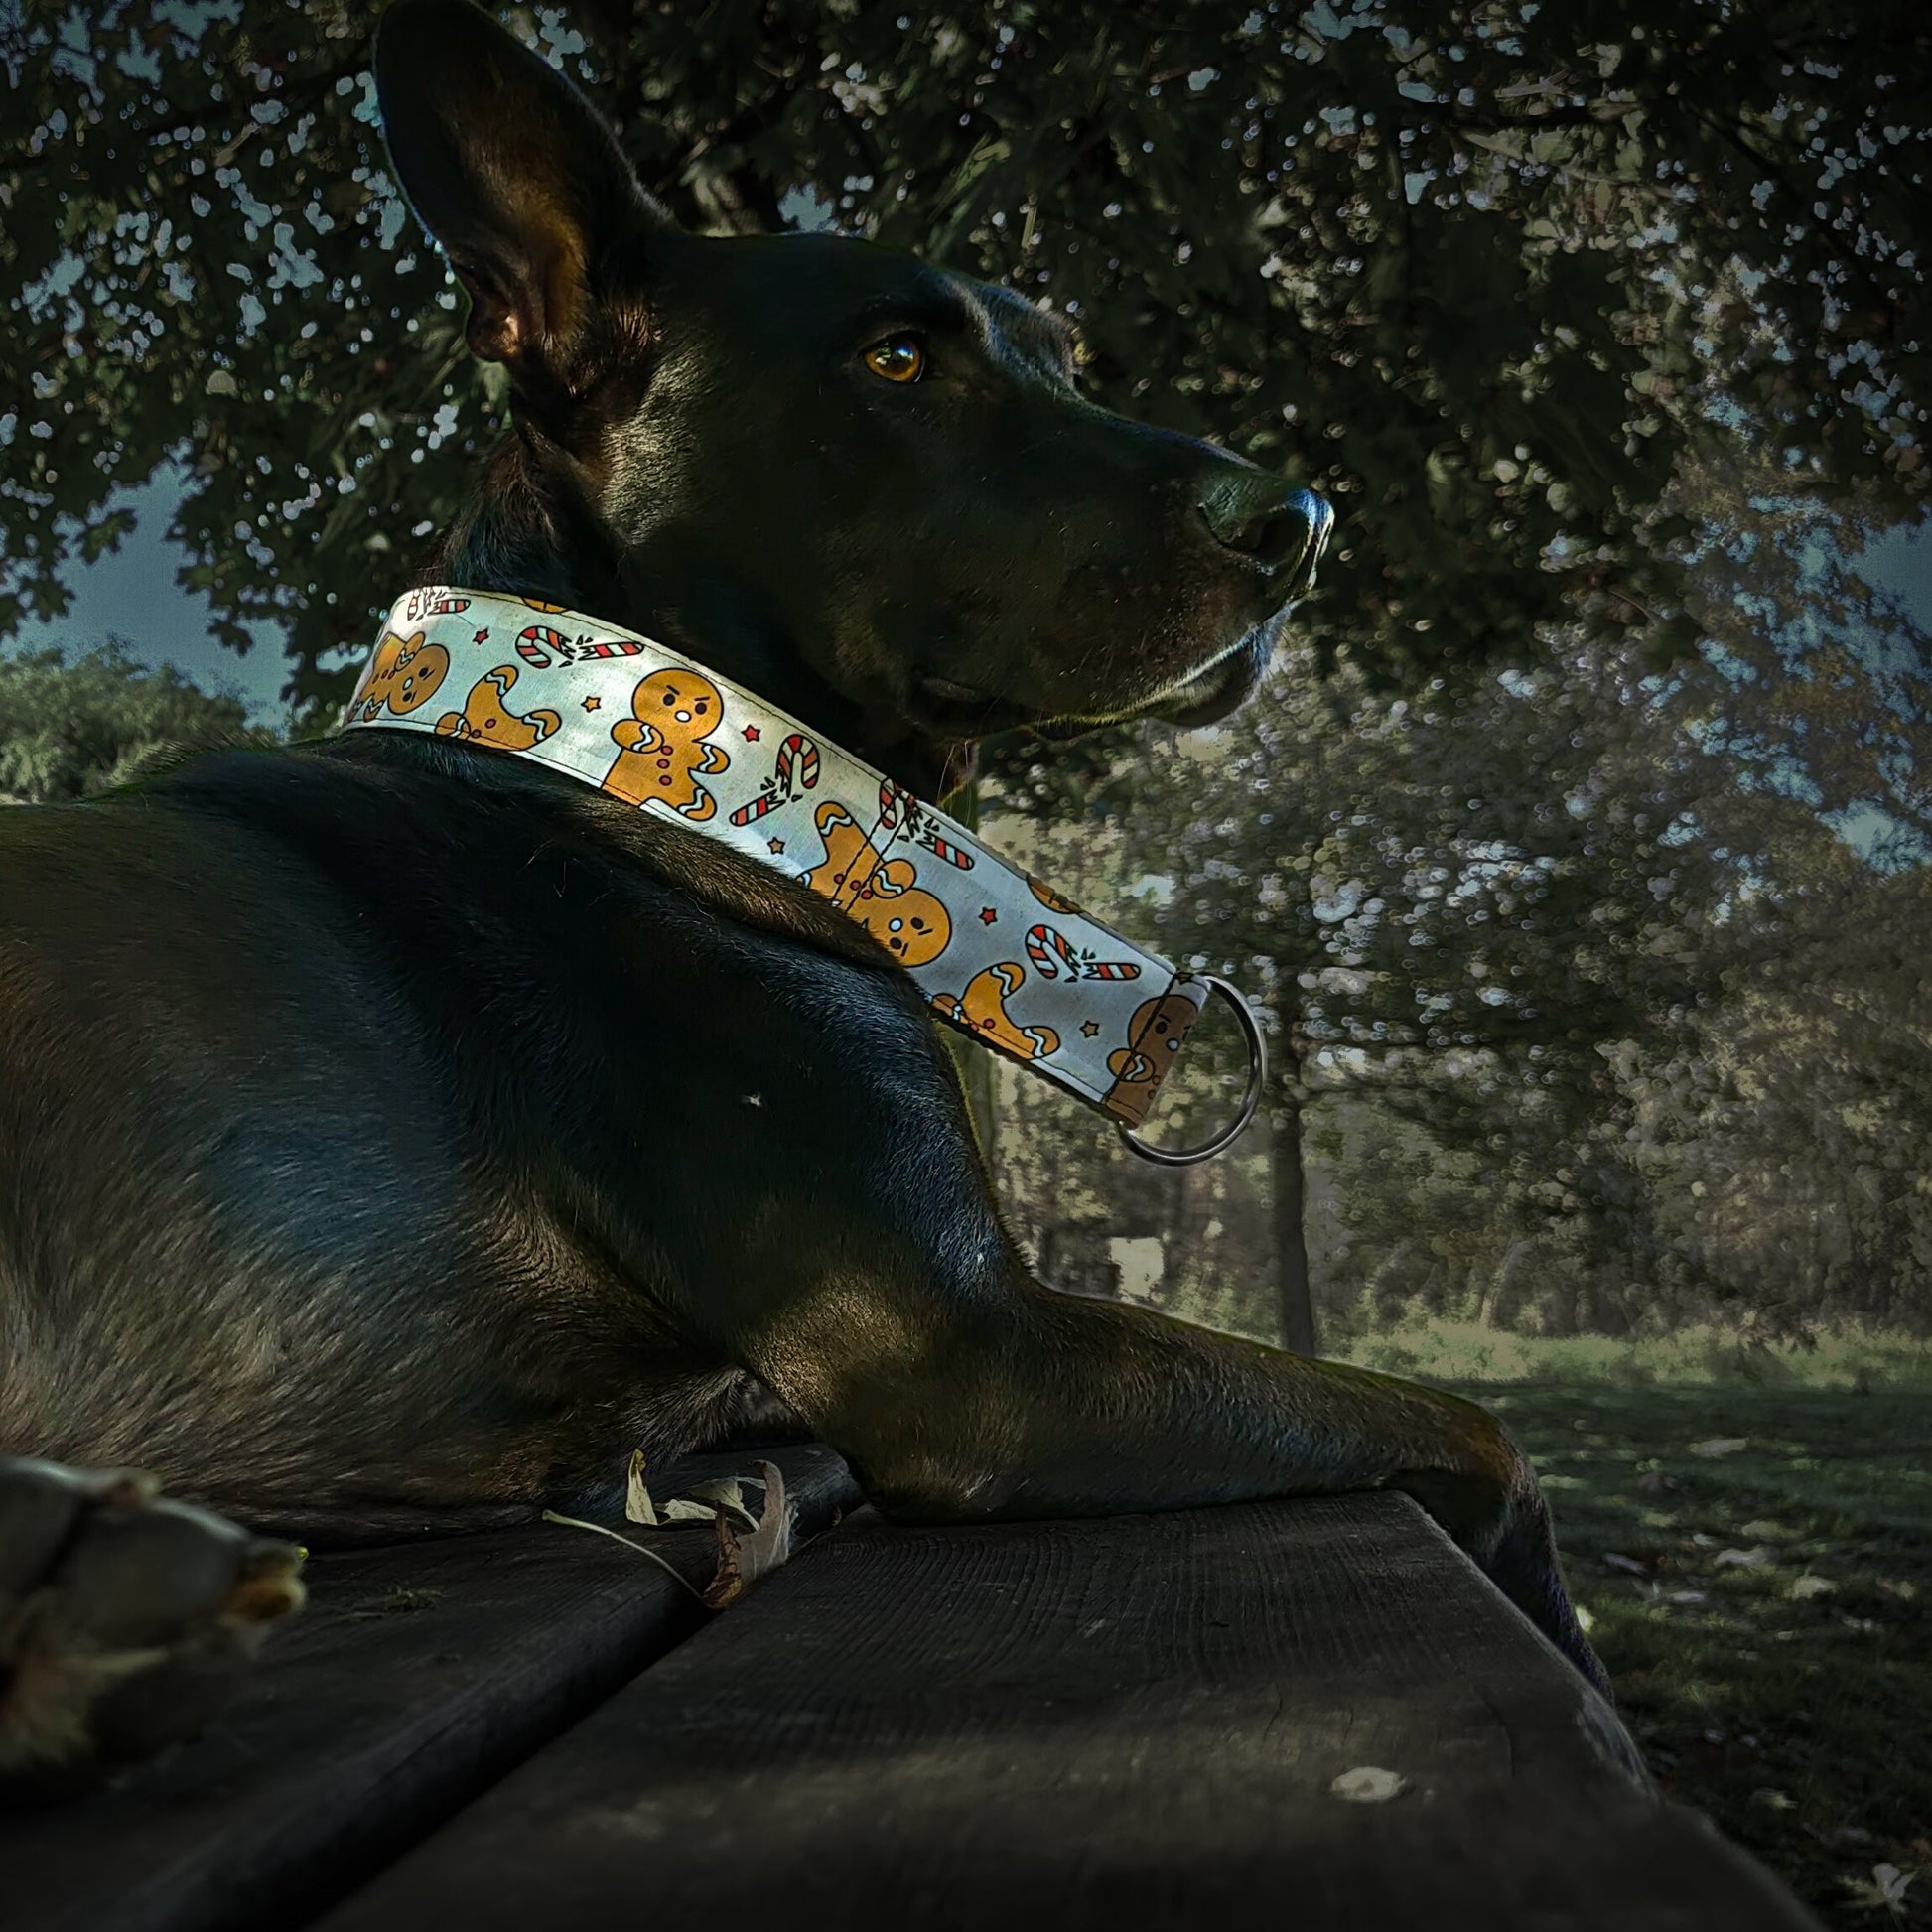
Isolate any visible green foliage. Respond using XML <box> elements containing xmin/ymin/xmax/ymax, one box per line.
<box><xmin>0</xmin><ymin>642</ymin><xmax>271</xmax><ymax>802</ymax></box>
<box><xmin>982</xmin><ymin>615</ymin><xmax>1932</xmax><ymax>1346</ymax></box>
<box><xmin>2</xmin><ymin>1</ymin><xmax>1927</xmax><ymax>707</ymax></box>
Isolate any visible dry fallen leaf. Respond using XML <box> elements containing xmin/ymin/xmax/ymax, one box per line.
<box><xmin>683</xmin><ymin>1475</ymin><xmax>764</xmax><ymax>1530</ymax></box>
<box><xmin>1842</xmin><ymin>1862</ymin><xmax>1914</xmax><ymax>1918</ymax></box>
<box><xmin>1790</xmin><ymin>1574</ymin><xmax>1837</xmax><ymax>1601</ymax></box>
<box><xmin>1714</xmin><ymin>1545</ymin><xmax>1776</xmax><ymax>1569</ymax></box>
<box><xmin>625</xmin><ymin>1449</ymin><xmax>730</xmax><ymax>1529</ymax></box>
<box><xmin>703</xmin><ymin>1460</ymin><xmax>795</xmax><ymax>1610</ymax></box>
<box><xmin>1688</xmin><ymin>1437</ymin><xmax>1749</xmax><ymax>1458</ymax></box>
<box><xmin>1330</xmin><ymin>1766</ymin><xmax>1408</xmax><ymax>1804</ymax></box>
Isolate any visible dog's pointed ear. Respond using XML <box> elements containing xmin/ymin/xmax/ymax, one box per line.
<box><xmin>373</xmin><ymin>0</ymin><xmax>674</xmax><ymax>382</ymax></box>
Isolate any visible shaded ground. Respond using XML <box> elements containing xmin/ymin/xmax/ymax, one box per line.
<box><xmin>1452</xmin><ymin>1381</ymin><xmax>1931</xmax><ymax>1928</ymax></box>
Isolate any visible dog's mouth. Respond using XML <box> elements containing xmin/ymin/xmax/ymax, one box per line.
<box><xmin>904</xmin><ymin>615</ymin><xmax>1284</xmax><ymax>746</ymax></box>
<box><xmin>904</xmin><ymin>675</ymin><xmax>1050</xmax><ymax>740</ymax></box>
<box><xmin>899</xmin><ymin>502</ymin><xmax>1329</xmax><ymax>750</ymax></box>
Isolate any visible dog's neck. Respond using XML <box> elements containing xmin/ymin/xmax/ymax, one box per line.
<box><xmin>416</xmin><ymin>437</ymin><xmax>964</xmax><ymax>798</ymax></box>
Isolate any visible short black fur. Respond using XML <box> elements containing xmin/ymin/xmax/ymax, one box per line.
<box><xmin>0</xmin><ymin>0</ymin><xmax>1605</xmax><ymax>1700</ymax></box>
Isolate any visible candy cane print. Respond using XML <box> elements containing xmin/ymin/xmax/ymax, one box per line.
<box><xmin>1025</xmin><ymin>923</ymin><xmax>1141</xmax><ymax>982</ymax></box>
<box><xmin>919</xmin><ymin>829</ymin><xmax>975</xmax><ymax>870</ymax></box>
<box><xmin>1025</xmin><ymin>923</ymin><xmax>1082</xmax><ymax>981</ymax></box>
<box><xmin>777</xmin><ymin>733</ymin><xmax>820</xmax><ymax>796</ymax></box>
<box><xmin>728</xmin><ymin>733</ymin><xmax>822</xmax><ymax>827</ymax></box>
<box><xmin>516</xmin><ymin>625</ymin><xmax>564</xmax><ymax>668</ymax></box>
<box><xmin>574</xmin><ymin>637</ymin><xmax>645</xmax><ymax>660</ymax></box>
<box><xmin>878</xmin><ymin>778</ymin><xmax>922</xmax><ymax>834</ymax></box>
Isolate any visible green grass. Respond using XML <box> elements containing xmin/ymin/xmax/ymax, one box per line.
<box><xmin>1325</xmin><ymin>1322</ymin><xmax>1930</xmax><ymax>1921</ymax></box>
<box><xmin>1402</xmin><ymin>1372</ymin><xmax>1930</xmax><ymax>1927</ymax></box>
<box><xmin>1341</xmin><ymin>1314</ymin><xmax>1932</xmax><ymax>1396</ymax></box>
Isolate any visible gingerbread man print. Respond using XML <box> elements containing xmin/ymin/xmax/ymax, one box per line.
<box><xmin>604</xmin><ymin>669</ymin><xmax>731</xmax><ymax>819</ymax></box>
<box><xmin>348</xmin><ymin>630</ymin><xmax>450</xmax><ymax>723</ymax></box>
<box><xmin>801</xmin><ymin>802</ymin><xmax>952</xmax><ymax>966</ymax></box>
<box><xmin>434</xmin><ymin>664</ymin><xmax>562</xmax><ymax>750</ymax></box>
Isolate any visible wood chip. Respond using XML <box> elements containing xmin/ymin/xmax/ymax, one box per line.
<box><xmin>1329</xmin><ymin>1766</ymin><xmax>1409</xmax><ymax>1804</ymax></box>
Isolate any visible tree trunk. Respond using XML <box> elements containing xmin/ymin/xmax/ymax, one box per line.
<box><xmin>1266</xmin><ymin>988</ymin><xmax>1318</xmax><ymax>1357</ymax></box>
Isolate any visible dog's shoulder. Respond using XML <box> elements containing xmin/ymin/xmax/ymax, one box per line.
<box><xmin>141</xmin><ymin>732</ymin><xmax>903</xmax><ymax>978</ymax></box>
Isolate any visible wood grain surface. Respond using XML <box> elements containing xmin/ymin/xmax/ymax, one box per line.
<box><xmin>317</xmin><ymin>1490</ymin><xmax>1823</xmax><ymax>1931</ymax></box>
<box><xmin>1</xmin><ymin>1445</ymin><xmax>857</xmax><ymax>1932</ymax></box>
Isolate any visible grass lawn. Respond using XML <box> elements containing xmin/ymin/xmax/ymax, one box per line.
<box><xmin>1433</xmin><ymin>1377</ymin><xmax>1930</xmax><ymax>1928</ymax></box>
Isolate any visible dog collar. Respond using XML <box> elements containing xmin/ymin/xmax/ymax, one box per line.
<box><xmin>340</xmin><ymin>588</ymin><xmax>1263</xmax><ymax>1164</ymax></box>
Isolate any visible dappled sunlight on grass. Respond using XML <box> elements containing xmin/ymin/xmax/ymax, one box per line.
<box><xmin>1336</xmin><ymin>1315</ymin><xmax>1932</xmax><ymax>1395</ymax></box>
<box><xmin>1421</xmin><ymin>1376</ymin><xmax>1931</xmax><ymax>1927</ymax></box>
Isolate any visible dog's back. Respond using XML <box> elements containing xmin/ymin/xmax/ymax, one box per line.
<box><xmin>0</xmin><ymin>0</ymin><xmax>1603</xmax><ymax>1794</ymax></box>
<box><xmin>0</xmin><ymin>729</ymin><xmax>967</xmax><ymax>1528</ymax></box>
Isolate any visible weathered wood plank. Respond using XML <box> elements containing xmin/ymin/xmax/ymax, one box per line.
<box><xmin>0</xmin><ymin>1446</ymin><xmax>857</xmax><ymax>1932</ymax></box>
<box><xmin>318</xmin><ymin>1491</ymin><xmax>1822</xmax><ymax>1932</ymax></box>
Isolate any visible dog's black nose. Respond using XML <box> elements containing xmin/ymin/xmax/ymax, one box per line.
<box><xmin>1196</xmin><ymin>478</ymin><xmax>1333</xmax><ymax>585</ymax></box>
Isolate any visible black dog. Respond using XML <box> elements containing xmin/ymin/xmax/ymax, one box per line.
<box><xmin>0</xmin><ymin>0</ymin><xmax>1602</xmax><ymax>1779</ymax></box>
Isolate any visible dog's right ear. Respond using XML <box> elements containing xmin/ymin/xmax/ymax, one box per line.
<box><xmin>373</xmin><ymin>1</ymin><xmax>674</xmax><ymax>392</ymax></box>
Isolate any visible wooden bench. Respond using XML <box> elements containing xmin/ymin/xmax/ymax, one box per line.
<box><xmin>4</xmin><ymin>1445</ymin><xmax>1822</xmax><ymax>1930</ymax></box>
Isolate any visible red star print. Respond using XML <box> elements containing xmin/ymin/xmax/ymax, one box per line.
<box><xmin>581</xmin><ymin>695</ymin><xmax>602</xmax><ymax>712</ymax></box>
<box><xmin>473</xmin><ymin>628</ymin><xmax>490</xmax><ymax>645</ymax></box>
<box><xmin>768</xmin><ymin>837</ymin><xmax>786</xmax><ymax>855</ymax></box>
<box><xmin>742</xmin><ymin>724</ymin><xmax>761</xmax><ymax>742</ymax></box>
<box><xmin>979</xmin><ymin>907</ymin><xmax>998</xmax><ymax>925</ymax></box>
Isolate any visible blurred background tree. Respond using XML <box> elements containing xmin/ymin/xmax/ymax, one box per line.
<box><xmin>0</xmin><ymin>641</ymin><xmax>267</xmax><ymax>801</ymax></box>
<box><xmin>3</xmin><ymin>1</ymin><xmax>1925</xmax><ymax>700</ymax></box>
<box><xmin>2</xmin><ymin>0</ymin><xmax>1928</xmax><ymax>1354</ymax></box>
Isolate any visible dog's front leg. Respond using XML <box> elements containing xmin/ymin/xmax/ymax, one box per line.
<box><xmin>739</xmin><ymin>1274</ymin><xmax>1605</xmax><ymax>1691</ymax></box>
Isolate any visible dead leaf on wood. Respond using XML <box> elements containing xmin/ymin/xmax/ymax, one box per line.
<box><xmin>683</xmin><ymin>1475</ymin><xmax>764</xmax><ymax>1530</ymax></box>
<box><xmin>1329</xmin><ymin>1765</ymin><xmax>1409</xmax><ymax>1804</ymax></box>
<box><xmin>624</xmin><ymin>1449</ymin><xmax>718</xmax><ymax>1529</ymax></box>
<box><xmin>702</xmin><ymin>1460</ymin><xmax>794</xmax><ymax>1610</ymax></box>
<box><xmin>1688</xmin><ymin>1437</ymin><xmax>1749</xmax><ymax>1458</ymax></box>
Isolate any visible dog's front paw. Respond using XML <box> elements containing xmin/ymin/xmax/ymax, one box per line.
<box><xmin>0</xmin><ymin>1456</ymin><xmax>305</xmax><ymax>1793</ymax></box>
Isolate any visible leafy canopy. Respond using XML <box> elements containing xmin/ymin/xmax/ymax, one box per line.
<box><xmin>3</xmin><ymin>1</ymin><xmax>1926</xmax><ymax>707</ymax></box>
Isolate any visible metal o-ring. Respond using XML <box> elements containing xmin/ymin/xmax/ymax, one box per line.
<box><xmin>1115</xmin><ymin>975</ymin><xmax>1267</xmax><ymax>1168</ymax></box>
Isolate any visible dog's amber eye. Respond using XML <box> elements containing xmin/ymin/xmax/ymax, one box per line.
<box><xmin>863</xmin><ymin>334</ymin><xmax>925</xmax><ymax>384</ymax></box>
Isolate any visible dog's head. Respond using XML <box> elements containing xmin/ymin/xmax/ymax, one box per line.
<box><xmin>374</xmin><ymin>2</ymin><xmax>1331</xmax><ymax>795</ymax></box>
